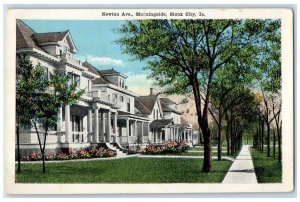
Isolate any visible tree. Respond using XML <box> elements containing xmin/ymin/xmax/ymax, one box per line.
<box><xmin>16</xmin><ymin>53</ymin><xmax>84</xmax><ymax>173</ymax></box>
<box><xmin>257</xmin><ymin>20</ymin><xmax>281</xmax><ymax>158</ymax></box>
<box><xmin>16</xmin><ymin>54</ymin><xmax>48</xmax><ymax>173</ymax></box>
<box><xmin>117</xmin><ymin>19</ymin><xmax>278</xmax><ymax>172</ymax></box>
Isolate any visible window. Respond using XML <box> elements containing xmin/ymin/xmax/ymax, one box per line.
<box><xmin>87</xmin><ymin>80</ymin><xmax>90</xmax><ymax>91</ymax></box>
<box><xmin>156</xmin><ymin>109</ymin><xmax>159</xmax><ymax>119</ymax></box>
<box><xmin>43</xmin><ymin>67</ymin><xmax>49</xmax><ymax>80</ymax></box>
<box><xmin>68</xmin><ymin>73</ymin><xmax>80</xmax><ymax>88</ymax></box>
<box><xmin>120</xmin><ymin>96</ymin><xmax>124</xmax><ymax>102</ymax></box>
<box><xmin>122</xmin><ymin>80</ymin><xmax>125</xmax><ymax>88</ymax></box>
<box><xmin>113</xmin><ymin>93</ymin><xmax>117</xmax><ymax>103</ymax></box>
<box><xmin>127</xmin><ymin>98</ymin><xmax>130</xmax><ymax>112</ymax></box>
<box><xmin>72</xmin><ymin>115</ymin><xmax>83</xmax><ymax>132</ymax></box>
<box><xmin>153</xmin><ymin>110</ymin><xmax>155</xmax><ymax>119</ymax></box>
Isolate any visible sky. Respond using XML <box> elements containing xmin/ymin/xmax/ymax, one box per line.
<box><xmin>23</xmin><ymin>20</ymin><xmax>153</xmax><ymax>95</ymax></box>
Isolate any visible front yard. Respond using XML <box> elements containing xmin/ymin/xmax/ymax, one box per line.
<box><xmin>16</xmin><ymin>157</ymin><xmax>232</xmax><ymax>183</ymax></box>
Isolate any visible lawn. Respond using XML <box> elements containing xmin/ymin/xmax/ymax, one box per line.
<box><xmin>16</xmin><ymin>157</ymin><xmax>232</xmax><ymax>183</ymax></box>
<box><xmin>250</xmin><ymin>147</ymin><xmax>282</xmax><ymax>183</ymax></box>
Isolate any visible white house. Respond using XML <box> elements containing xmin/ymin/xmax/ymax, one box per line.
<box><xmin>16</xmin><ymin>19</ymin><xmax>194</xmax><ymax>157</ymax></box>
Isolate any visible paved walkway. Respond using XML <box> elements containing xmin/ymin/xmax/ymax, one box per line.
<box><xmin>138</xmin><ymin>155</ymin><xmax>235</xmax><ymax>162</ymax></box>
<box><xmin>222</xmin><ymin>145</ymin><xmax>258</xmax><ymax>184</ymax></box>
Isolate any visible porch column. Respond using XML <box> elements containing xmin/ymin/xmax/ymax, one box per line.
<box><xmin>65</xmin><ymin>105</ymin><xmax>71</xmax><ymax>143</ymax></box>
<box><xmin>126</xmin><ymin>119</ymin><xmax>130</xmax><ymax>143</ymax></box>
<box><xmin>113</xmin><ymin>112</ymin><xmax>118</xmax><ymax>142</ymax></box>
<box><xmin>141</xmin><ymin>121</ymin><xmax>144</xmax><ymax>143</ymax></box>
<box><xmin>87</xmin><ymin>108</ymin><xmax>92</xmax><ymax>142</ymax></box>
<box><xmin>56</xmin><ymin>107</ymin><xmax>63</xmax><ymax>143</ymax></box>
<box><xmin>88</xmin><ymin>108</ymin><xmax>92</xmax><ymax>132</ymax></box>
<box><xmin>107</xmin><ymin>110</ymin><xmax>111</xmax><ymax>142</ymax></box>
<box><xmin>100</xmin><ymin>112</ymin><xmax>105</xmax><ymax>142</ymax></box>
<box><xmin>93</xmin><ymin>107</ymin><xmax>99</xmax><ymax>143</ymax></box>
<box><xmin>134</xmin><ymin>120</ymin><xmax>137</xmax><ymax>142</ymax></box>
<box><xmin>147</xmin><ymin>123</ymin><xmax>151</xmax><ymax>143</ymax></box>
<box><xmin>57</xmin><ymin>106</ymin><xmax>63</xmax><ymax>131</ymax></box>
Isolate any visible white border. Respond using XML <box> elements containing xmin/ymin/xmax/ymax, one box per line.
<box><xmin>4</xmin><ymin>8</ymin><xmax>294</xmax><ymax>194</ymax></box>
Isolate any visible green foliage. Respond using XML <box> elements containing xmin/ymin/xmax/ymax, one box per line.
<box><xmin>16</xmin><ymin>158</ymin><xmax>232</xmax><ymax>183</ymax></box>
<box><xmin>117</xmin><ymin>19</ymin><xmax>281</xmax><ymax>172</ymax></box>
<box><xmin>16</xmin><ymin>54</ymin><xmax>48</xmax><ymax>128</ymax></box>
<box><xmin>16</xmin><ymin>53</ymin><xmax>85</xmax><ymax>173</ymax></box>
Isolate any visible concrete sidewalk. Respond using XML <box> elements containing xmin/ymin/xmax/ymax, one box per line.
<box><xmin>222</xmin><ymin>145</ymin><xmax>258</xmax><ymax>184</ymax></box>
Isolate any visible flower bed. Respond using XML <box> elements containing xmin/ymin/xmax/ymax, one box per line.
<box><xmin>21</xmin><ymin>147</ymin><xmax>116</xmax><ymax>161</ymax></box>
<box><xmin>142</xmin><ymin>140</ymin><xmax>189</xmax><ymax>155</ymax></box>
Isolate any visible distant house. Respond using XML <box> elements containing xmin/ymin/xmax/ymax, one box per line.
<box><xmin>16</xmin><ymin>20</ymin><xmax>194</xmax><ymax>157</ymax></box>
<box><xmin>135</xmin><ymin>89</ymin><xmax>194</xmax><ymax>145</ymax></box>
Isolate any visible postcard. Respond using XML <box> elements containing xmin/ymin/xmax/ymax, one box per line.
<box><xmin>4</xmin><ymin>8</ymin><xmax>294</xmax><ymax>194</ymax></box>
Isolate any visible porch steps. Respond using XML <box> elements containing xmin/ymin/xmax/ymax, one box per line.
<box><xmin>98</xmin><ymin>142</ymin><xmax>128</xmax><ymax>157</ymax></box>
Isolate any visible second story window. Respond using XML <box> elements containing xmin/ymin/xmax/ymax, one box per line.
<box><xmin>120</xmin><ymin>96</ymin><xmax>124</xmax><ymax>102</ymax></box>
<box><xmin>122</xmin><ymin>80</ymin><xmax>125</xmax><ymax>88</ymax></box>
<box><xmin>68</xmin><ymin>73</ymin><xmax>80</xmax><ymax>88</ymax></box>
<box><xmin>127</xmin><ymin>98</ymin><xmax>130</xmax><ymax>112</ymax></box>
<box><xmin>113</xmin><ymin>93</ymin><xmax>117</xmax><ymax>103</ymax></box>
<box><xmin>43</xmin><ymin>67</ymin><xmax>49</xmax><ymax>81</ymax></box>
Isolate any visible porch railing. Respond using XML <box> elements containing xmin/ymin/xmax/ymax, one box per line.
<box><xmin>87</xmin><ymin>90</ymin><xmax>110</xmax><ymax>103</ymax></box>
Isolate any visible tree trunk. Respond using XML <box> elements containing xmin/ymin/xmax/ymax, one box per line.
<box><xmin>257</xmin><ymin>118</ymin><xmax>261</xmax><ymax>151</ymax></box>
<box><xmin>217</xmin><ymin>106</ymin><xmax>222</xmax><ymax>161</ymax></box>
<box><xmin>277</xmin><ymin>121</ymin><xmax>282</xmax><ymax>163</ymax></box>
<box><xmin>201</xmin><ymin>122</ymin><xmax>212</xmax><ymax>172</ymax></box>
<box><xmin>191</xmin><ymin>79</ymin><xmax>212</xmax><ymax>172</ymax></box>
<box><xmin>266</xmin><ymin>122</ymin><xmax>271</xmax><ymax>157</ymax></box>
<box><xmin>273</xmin><ymin>129</ymin><xmax>276</xmax><ymax>158</ymax></box>
<box><xmin>42</xmin><ymin>127</ymin><xmax>48</xmax><ymax>174</ymax></box>
<box><xmin>33</xmin><ymin>121</ymin><xmax>44</xmax><ymax>173</ymax></box>
<box><xmin>261</xmin><ymin>119</ymin><xmax>264</xmax><ymax>152</ymax></box>
<box><xmin>226</xmin><ymin>123</ymin><xmax>230</xmax><ymax>155</ymax></box>
<box><xmin>230</xmin><ymin>120</ymin><xmax>234</xmax><ymax>155</ymax></box>
<box><xmin>16</xmin><ymin>116</ymin><xmax>21</xmax><ymax>173</ymax></box>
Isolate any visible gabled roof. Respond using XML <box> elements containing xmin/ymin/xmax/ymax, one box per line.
<box><xmin>160</xmin><ymin>97</ymin><xmax>177</xmax><ymax>105</ymax></box>
<box><xmin>16</xmin><ymin>19</ymin><xmax>78</xmax><ymax>54</ymax></box>
<box><xmin>159</xmin><ymin>98</ymin><xmax>182</xmax><ymax>115</ymax></box>
<box><xmin>135</xmin><ymin>95</ymin><xmax>158</xmax><ymax>114</ymax></box>
<box><xmin>99</xmin><ymin>68</ymin><xmax>128</xmax><ymax>79</ymax></box>
<box><xmin>16</xmin><ymin>19</ymin><xmax>45</xmax><ymax>52</ymax></box>
<box><xmin>33</xmin><ymin>31</ymin><xmax>68</xmax><ymax>44</ymax></box>
<box><xmin>82</xmin><ymin>61</ymin><xmax>109</xmax><ymax>84</ymax></box>
<box><xmin>150</xmin><ymin>118</ymin><xmax>173</xmax><ymax>128</ymax></box>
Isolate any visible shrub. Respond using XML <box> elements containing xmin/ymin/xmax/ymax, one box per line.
<box><xmin>20</xmin><ymin>147</ymin><xmax>116</xmax><ymax>161</ymax></box>
<box><xmin>142</xmin><ymin>140</ymin><xmax>189</xmax><ymax>155</ymax></box>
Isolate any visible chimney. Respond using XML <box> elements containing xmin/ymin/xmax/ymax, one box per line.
<box><xmin>150</xmin><ymin>88</ymin><xmax>153</xmax><ymax>95</ymax></box>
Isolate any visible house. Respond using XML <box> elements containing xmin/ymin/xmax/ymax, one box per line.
<box><xmin>135</xmin><ymin>89</ymin><xmax>194</xmax><ymax>146</ymax></box>
<box><xmin>16</xmin><ymin>20</ymin><xmax>194</xmax><ymax>157</ymax></box>
<box><xmin>16</xmin><ymin>19</ymin><xmax>101</xmax><ymax>155</ymax></box>
<box><xmin>82</xmin><ymin>62</ymin><xmax>151</xmax><ymax>148</ymax></box>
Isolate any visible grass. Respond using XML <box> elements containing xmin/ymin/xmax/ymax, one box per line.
<box><xmin>16</xmin><ymin>157</ymin><xmax>232</xmax><ymax>183</ymax></box>
<box><xmin>250</xmin><ymin>147</ymin><xmax>282</xmax><ymax>183</ymax></box>
<box><xmin>188</xmin><ymin>147</ymin><xmax>238</xmax><ymax>157</ymax></box>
